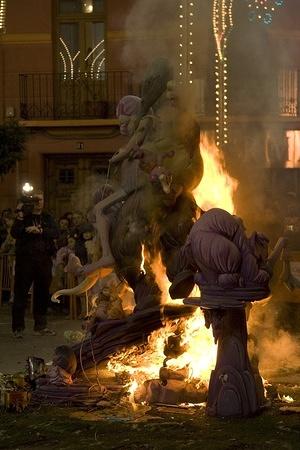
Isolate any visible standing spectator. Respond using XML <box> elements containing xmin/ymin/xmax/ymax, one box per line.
<box><xmin>56</xmin><ymin>216</ymin><xmax>70</xmax><ymax>249</ymax></box>
<box><xmin>70</xmin><ymin>211</ymin><xmax>86</xmax><ymax>239</ymax></box>
<box><xmin>10</xmin><ymin>190</ymin><xmax>59</xmax><ymax>338</ymax></box>
<box><xmin>75</xmin><ymin>223</ymin><xmax>95</xmax><ymax>265</ymax></box>
<box><xmin>82</xmin><ymin>223</ymin><xmax>96</xmax><ymax>264</ymax></box>
<box><xmin>0</xmin><ymin>210</ymin><xmax>15</xmax><ymax>304</ymax></box>
<box><xmin>62</xmin><ymin>212</ymin><xmax>73</xmax><ymax>227</ymax></box>
<box><xmin>0</xmin><ymin>210</ymin><xmax>15</xmax><ymax>255</ymax></box>
<box><xmin>51</xmin><ymin>233</ymin><xmax>77</xmax><ymax>294</ymax></box>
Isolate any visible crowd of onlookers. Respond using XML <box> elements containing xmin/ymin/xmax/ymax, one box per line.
<box><xmin>0</xmin><ymin>208</ymin><xmax>97</xmax><ymax>263</ymax></box>
<box><xmin>55</xmin><ymin>210</ymin><xmax>97</xmax><ymax>266</ymax></box>
<box><xmin>0</xmin><ymin>199</ymin><xmax>133</xmax><ymax>339</ymax></box>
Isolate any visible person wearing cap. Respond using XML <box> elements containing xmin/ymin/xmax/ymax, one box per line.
<box><xmin>10</xmin><ymin>191</ymin><xmax>59</xmax><ymax>338</ymax></box>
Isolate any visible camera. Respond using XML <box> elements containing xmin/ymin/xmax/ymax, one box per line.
<box><xmin>19</xmin><ymin>194</ymin><xmax>40</xmax><ymax>215</ymax></box>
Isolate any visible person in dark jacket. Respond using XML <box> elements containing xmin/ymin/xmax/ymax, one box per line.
<box><xmin>56</xmin><ymin>216</ymin><xmax>71</xmax><ymax>250</ymax></box>
<box><xmin>10</xmin><ymin>191</ymin><xmax>59</xmax><ymax>338</ymax></box>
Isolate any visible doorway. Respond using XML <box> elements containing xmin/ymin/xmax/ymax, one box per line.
<box><xmin>44</xmin><ymin>153</ymin><xmax>111</xmax><ymax>219</ymax></box>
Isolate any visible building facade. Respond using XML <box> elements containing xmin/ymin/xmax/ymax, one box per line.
<box><xmin>0</xmin><ymin>0</ymin><xmax>299</xmax><ymax>224</ymax></box>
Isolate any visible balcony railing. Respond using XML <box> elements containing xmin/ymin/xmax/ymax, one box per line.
<box><xmin>278</xmin><ymin>69</ymin><xmax>300</xmax><ymax>117</ymax></box>
<box><xmin>19</xmin><ymin>71</ymin><xmax>133</xmax><ymax>120</ymax></box>
<box><xmin>19</xmin><ymin>70</ymin><xmax>300</xmax><ymax>121</ymax></box>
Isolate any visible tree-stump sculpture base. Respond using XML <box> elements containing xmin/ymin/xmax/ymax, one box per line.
<box><xmin>204</xmin><ymin>307</ymin><xmax>265</xmax><ymax>418</ymax></box>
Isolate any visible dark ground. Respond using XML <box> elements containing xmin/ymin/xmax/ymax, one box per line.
<box><xmin>0</xmin><ymin>400</ymin><xmax>300</xmax><ymax>450</ymax></box>
<box><xmin>1</xmin><ymin>305</ymin><xmax>300</xmax><ymax>450</ymax></box>
<box><xmin>0</xmin><ymin>304</ymin><xmax>79</xmax><ymax>373</ymax></box>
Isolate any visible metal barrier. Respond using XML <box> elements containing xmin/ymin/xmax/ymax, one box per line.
<box><xmin>0</xmin><ymin>253</ymin><xmax>14</xmax><ymax>305</ymax></box>
<box><xmin>65</xmin><ymin>272</ymin><xmax>79</xmax><ymax>320</ymax></box>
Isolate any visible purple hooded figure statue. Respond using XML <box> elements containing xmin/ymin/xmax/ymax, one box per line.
<box><xmin>169</xmin><ymin>208</ymin><xmax>286</xmax><ymax>418</ymax></box>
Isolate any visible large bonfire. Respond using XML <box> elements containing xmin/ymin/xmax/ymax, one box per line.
<box><xmin>108</xmin><ymin>135</ymin><xmax>238</xmax><ymax>401</ymax></box>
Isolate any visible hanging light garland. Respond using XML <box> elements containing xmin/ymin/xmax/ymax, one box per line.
<box><xmin>246</xmin><ymin>0</ymin><xmax>284</xmax><ymax>24</ymax></box>
<box><xmin>178</xmin><ymin>1</ymin><xmax>195</xmax><ymax>85</ymax></box>
<box><xmin>0</xmin><ymin>0</ymin><xmax>6</xmax><ymax>33</ymax></box>
<box><xmin>213</xmin><ymin>0</ymin><xmax>234</xmax><ymax>147</ymax></box>
<box><xmin>176</xmin><ymin>0</ymin><xmax>285</xmax><ymax>147</ymax></box>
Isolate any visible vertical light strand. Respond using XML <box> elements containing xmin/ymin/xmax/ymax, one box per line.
<box><xmin>178</xmin><ymin>1</ymin><xmax>186</xmax><ymax>84</ymax></box>
<box><xmin>213</xmin><ymin>1</ymin><xmax>233</xmax><ymax>147</ymax></box>
<box><xmin>59</xmin><ymin>52</ymin><xmax>67</xmax><ymax>80</ymax></box>
<box><xmin>187</xmin><ymin>1</ymin><xmax>194</xmax><ymax>85</ymax></box>
<box><xmin>0</xmin><ymin>0</ymin><xmax>6</xmax><ymax>33</ymax></box>
<box><xmin>178</xmin><ymin>1</ymin><xmax>194</xmax><ymax>86</ymax></box>
<box><xmin>96</xmin><ymin>57</ymin><xmax>106</xmax><ymax>79</ymax></box>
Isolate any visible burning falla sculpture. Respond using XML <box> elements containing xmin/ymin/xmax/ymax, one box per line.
<box><xmin>50</xmin><ymin>59</ymin><xmax>285</xmax><ymax>418</ymax></box>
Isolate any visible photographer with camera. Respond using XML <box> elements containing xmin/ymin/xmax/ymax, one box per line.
<box><xmin>11</xmin><ymin>190</ymin><xmax>59</xmax><ymax>338</ymax></box>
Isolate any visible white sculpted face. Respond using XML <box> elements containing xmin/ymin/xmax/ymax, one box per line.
<box><xmin>118</xmin><ymin>114</ymin><xmax>137</xmax><ymax>137</ymax></box>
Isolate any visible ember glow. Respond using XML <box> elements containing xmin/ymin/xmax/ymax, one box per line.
<box><xmin>193</xmin><ymin>136</ymin><xmax>238</xmax><ymax>214</ymax></box>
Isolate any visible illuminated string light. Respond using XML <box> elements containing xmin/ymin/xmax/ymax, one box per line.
<box><xmin>96</xmin><ymin>57</ymin><xmax>106</xmax><ymax>79</ymax></box>
<box><xmin>85</xmin><ymin>39</ymin><xmax>104</xmax><ymax>61</ymax></box>
<box><xmin>85</xmin><ymin>40</ymin><xmax>105</xmax><ymax>78</ymax></box>
<box><xmin>73</xmin><ymin>50</ymin><xmax>80</xmax><ymax>62</ymax></box>
<box><xmin>246</xmin><ymin>0</ymin><xmax>284</xmax><ymax>24</ymax></box>
<box><xmin>59</xmin><ymin>37</ymin><xmax>74</xmax><ymax>79</ymax></box>
<box><xmin>178</xmin><ymin>1</ymin><xmax>194</xmax><ymax>85</ymax></box>
<box><xmin>59</xmin><ymin>51</ymin><xmax>67</xmax><ymax>80</ymax></box>
<box><xmin>0</xmin><ymin>0</ymin><xmax>6</xmax><ymax>33</ymax></box>
<box><xmin>213</xmin><ymin>1</ymin><xmax>233</xmax><ymax>147</ymax></box>
<box><xmin>58</xmin><ymin>38</ymin><xmax>106</xmax><ymax>79</ymax></box>
<box><xmin>91</xmin><ymin>48</ymin><xmax>105</xmax><ymax>77</ymax></box>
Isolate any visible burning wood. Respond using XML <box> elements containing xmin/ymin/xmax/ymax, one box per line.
<box><xmin>134</xmin><ymin>379</ymin><xmax>207</xmax><ymax>405</ymax></box>
<box><xmin>107</xmin><ymin>309</ymin><xmax>217</xmax><ymax>406</ymax></box>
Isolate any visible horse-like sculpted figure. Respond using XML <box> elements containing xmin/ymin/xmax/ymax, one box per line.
<box><xmin>52</xmin><ymin>59</ymin><xmax>203</xmax><ymax>311</ymax></box>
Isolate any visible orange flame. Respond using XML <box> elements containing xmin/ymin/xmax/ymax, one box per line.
<box><xmin>150</xmin><ymin>252</ymin><xmax>172</xmax><ymax>304</ymax></box>
<box><xmin>193</xmin><ymin>135</ymin><xmax>238</xmax><ymax>214</ymax></box>
<box><xmin>140</xmin><ymin>244</ymin><xmax>146</xmax><ymax>275</ymax></box>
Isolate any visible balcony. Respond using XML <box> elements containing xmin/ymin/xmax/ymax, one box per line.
<box><xmin>18</xmin><ymin>69</ymin><xmax>300</xmax><ymax>123</ymax></box>
<box><xmin>19</xmin><ymin>71</ymin><xmax>134</xmax><ymax>120</ymax></box>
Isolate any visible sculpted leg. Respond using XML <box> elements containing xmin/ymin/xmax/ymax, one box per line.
<box><xmin>82</xmin><ymin>189</ymin><xmax>129</xmax><ymax>274</ymax></box>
